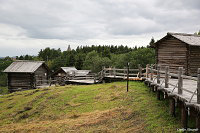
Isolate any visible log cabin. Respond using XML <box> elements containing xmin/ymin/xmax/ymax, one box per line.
<box><xmin>3</xmin><ymin>60</ymin><xmax>50</xmax><ymax>92</ymax></box>
<box><xmin>155</xmin><ymin>32</ymin><xmax>200</xmax><ymax>76</ymax></box>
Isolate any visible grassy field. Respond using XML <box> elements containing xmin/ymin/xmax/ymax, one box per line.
<box><xmin>0</xmin><ymin>82</ymin><xmax>181</xmax><ymax>132</ymax></box>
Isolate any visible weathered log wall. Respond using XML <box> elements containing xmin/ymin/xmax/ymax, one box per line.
<box><xmin>189</xmin><ymin>46</ymin><xmax>200</xmax><ymax>76</ymax></box>
<box><xmin>8</xmin><ymin>73</ymin><xmax>34</xmax><ymax>91</ymax></box>
<box><xmin>156</xmin><ymin>36</ymin><xmax>188</xmax><ymax>74</ymax></box>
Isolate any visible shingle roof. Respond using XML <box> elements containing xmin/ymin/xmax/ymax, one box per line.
<box><xmin>169</xmin><ymin>32</ymin><xmax>200</xmax><ymax>46</ymax></box>
<box><xmin>3</xmin><ymin>60</ymin><xmax>45</xmax><ymax>73</ymax></box>
<box><xmin>156</xmin><ymin>32</ymin><xmax>200</xmax><ymax>46</ymax></box>
<box><xmin>75</xmin><ymin>70</ymin><xmax>91</xmax><ymax>76</ymax></box>
<box><xmin>61</xmin><ymin>67</ymin><xmax>77</xmax><ymax>73</ymax></box>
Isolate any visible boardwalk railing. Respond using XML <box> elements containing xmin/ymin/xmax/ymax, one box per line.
<box><xmin>145</xmin><ymin>64</ymin><xmax>200</xmax><ymax>129</ymax></box>
<box><xmin>102</xmin><ymin>65</ymin><xmax>145</xmax><ymax>79</ymax></box>
<box><xmin>146</xmin><ymin>65</ymin><xmax>200</xmax><ymax>104</ymax></box>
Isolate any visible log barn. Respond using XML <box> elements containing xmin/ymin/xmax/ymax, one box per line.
<box><xmin>3</xmin><ymin>60</ymin><xmax>50</xmax><ymax>92</ymax></box>
<box><xmin>155</xmin><ymin>32</ymin><xmax>200</xmax><ymax>76</ymax></box>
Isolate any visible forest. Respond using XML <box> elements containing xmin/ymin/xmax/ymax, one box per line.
<box><xmin>0</xmin><ymin>44</ymin><xmax>155</xmax><ymax>87</ymax></box>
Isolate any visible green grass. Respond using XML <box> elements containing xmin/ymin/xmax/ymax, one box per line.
<box><xmin>0</xmin><ymin>86</ymin><xmax>8</xmax><ymax>94</ymax></box>
<box><xmin>0</xmin><ymin>82</ymin><xmax>181</xmax><ymax>132</ymax></box>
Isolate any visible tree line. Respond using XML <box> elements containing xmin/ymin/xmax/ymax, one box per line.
<box><xmin>16</xmin><ymin>45</ymin><xmax>155</xmax><ymax>71</ymax></box>
<box><xmin>0</xmin><ymin>44</ymin><xmax>155</xmax><ymax>86</ymax></box>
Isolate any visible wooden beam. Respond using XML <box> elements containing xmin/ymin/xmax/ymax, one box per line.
<box><xmin>178</xmin><ymin>67</ymin><xmax>183</xmax><ymax>94</ymax></box>
<box><xmin>196</xmin><ymin>112</ymin><xmax>200</xmax><ymax>132</ymax></box>
<box><xmin>150</xmin><ymin>65</ymin><xmax>153</xmax><ymax>80</ymax></box>
<box><xmin>157</xmin><ymin>90</ymin><xmax>161</xmax><ymax>100</ymax></box>
<box><xmin>157</xmin><ymin>65</ymin><xmax>160</xmax><ymax>84</ymax></box>
<box><xmin>180</xmin><ymin>101</ymin><xmax>188</xmax><ymax>129</ymax></box>
<box><xmin>197</xmin><ymin>68</ymin><xmax>200</xmax><ymax>104</ymax></box>
<box><xmin>165</xmin><ymin>66</ymin><xmax>169</xmax><ymax>88</ymax></box>
<box><xmin>169</xmin><ymin>98</ymin><xmax>176</xmax><ymax>117</ymax></box>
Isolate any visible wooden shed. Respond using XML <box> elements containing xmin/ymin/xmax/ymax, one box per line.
<box><xmin>3</xmin><ymin>60</ymin><xmax>50</xmax><ymax>92</ymax></box>
<box><xmin>155</xmin><ymin>32</ymin><xmax>200</xmax><ymax>76</ymax></box>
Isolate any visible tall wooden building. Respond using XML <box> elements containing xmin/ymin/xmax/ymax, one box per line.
<box><xmin>3</xmin><ymin>60</ymin><xmax>50</xmax><ymax>92</ymax></box>
<box><xmin>155</xmin><ymin>32</ymin><xmax>200</xmax><ymax>76</ymax></box>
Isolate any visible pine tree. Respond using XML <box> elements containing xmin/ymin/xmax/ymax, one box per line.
<box><xmin>67</xmin><ymin>45</ymin><xmax>71</xmax><ymax>51</ymax></box>
<box><xmin>149</xmin><ymin>37</ymin><xmax>155</xmax><ymax>48</ymax></box>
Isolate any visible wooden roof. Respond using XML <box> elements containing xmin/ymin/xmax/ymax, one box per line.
<box><xmin>75</xmin><ymin>70</ymin><xmax>91</xmax><ymax>76</ymax></box>
<box><xmin>3</xmin><ymin>60</ymin><xmax>48</xmax><ymax>73</ymax></box>
<box><xmin>155</xmin><ymin>32</ymin><xmax>200</xmax><ymax>46</ymax></box>
<box><xmin>61</xmin><ymin>67</ymin><xmax>77</xmax><ymax>73</ymax></box>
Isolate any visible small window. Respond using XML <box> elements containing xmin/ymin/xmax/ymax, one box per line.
<box><xmin>44</xmin><ymin>73</ymin><xmax>47</xmax><ymax>76</ymax></box>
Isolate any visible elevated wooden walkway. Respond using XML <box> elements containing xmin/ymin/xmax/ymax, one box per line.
<box><xmin>145</xmin><ymin>65</ymin><xmax>200</xmax><ymax>129</ymax></box>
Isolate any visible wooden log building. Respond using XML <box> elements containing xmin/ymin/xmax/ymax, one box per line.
<box><xmin>3</xmin><ymin>60</ymin><xmax>50</xmax><ymax>92</ymax></box>
<box><xmin>155</xmin><ymin>32</ymin><xmax>200</xmax><ymax>76</ymax></box>
<box><xmin>52</xmin><ymin>67</ymin><xmax>77</xmax><ymax>80</ymax></box>
<box><xmin>52</xmin><ymin>67</ymin><xmax>91</xmax><ymax>85</ymax></box>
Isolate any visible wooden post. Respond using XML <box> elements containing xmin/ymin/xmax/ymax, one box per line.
<box><xmin>150</xmin><ymin>65</ymin><xmax>153</xmax><ymax>81</ymax></box>
<box><xmin>157</xmin><ymin>91</ymin><xmax>161</xmax><ymax>100</ymax></box>
<box><xmin>197</xmin><ymin>68</ymin><xmax>200</xmax><ymax>104</ymax></box>
<box><xmin>94</xmin><ymin>74</ymin><xmax>96</xmax><ymax>84</ymax></box>
<box><xmin>102</xmin><ymin>66</ymin><xmax>105</xmax><ymax>77</ymax></box>
<box><xmin>124</xmin><ymin>67</ymin><xmax>126</xmax><ymax>78</ymax></box>
<box><xmin>109</xmin><ymin>66</ymin><xmax>112</xmax><ymax>76</ymax></box>
<box><xmin>146</xmin><ymin>64</ymin><xmax>149</xmax><ymax>78</ymax></box>
<box><xmin>196</xmin><ymin>112</ymin><xmax>200</xmax><ymax>131</ymax></box>
<box><xmin>180</xmin><ymin>101</ymin><xmax>188</xmax><ymax>129</ymax></box>
<box><xmin>178</xmin><ymin>67</ymin><xmax>183</xmax><ymax>95</ymax></box>
<box><xmin>169</xmin><ymin>98</ymin><xmax>176</xmax><ymax>117</ymax></box>
<box><xmin>165</xmin><ymin>66</ymin><xmax>169</xmax><ymax>88</ymax></box>
<box><xmin>157</xmin><ymin>65</ymin><xmax>160</xmax><ymax>84</ymax></box>
<box><xmin>127</xmin><ymin>62</ymin><xmax>130</xmax><ymax>92</ymax></box>
<box><xmin>113</xmin><ymin>67</ymin><xmax>116</xmax><ymax>78</ymax></box>
<box><xmin>138</xmin><ymin>64</ymin><xmax>142</xmax><ymax>78</ymax></box>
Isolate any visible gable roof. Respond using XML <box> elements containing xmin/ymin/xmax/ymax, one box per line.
<box><xmin>155</xmin><ymin>32</ymin><xmax>200</xmax><ymax>46</ymax></box>
<box><xmin>3</xmin><ymin>60</ymin><xmax>47</xmax><ymax>73</ymax></box>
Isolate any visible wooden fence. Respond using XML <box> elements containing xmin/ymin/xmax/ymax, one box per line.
<box><xmin>101</xmin><ymin>65</ymin><xmax>144</xmax><ymax>79</ymax></box>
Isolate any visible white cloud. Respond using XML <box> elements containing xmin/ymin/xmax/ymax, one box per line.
<box><xmin>0</xmin><ymin>0</ymin><xmax>199</xmax><ymax>56</ymax></box>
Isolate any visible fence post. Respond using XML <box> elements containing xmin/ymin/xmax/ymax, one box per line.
<box><xmin>124</xmin><ymin>67</ymin><xmax>126</xmax><ymax>78</ymax></box>
<box><xmin>178</xmin><ymin>67</ymin><xmax>183</xmax><ymax>94</ymax></box>
<box><xmin>109</xmin><ymin>66</ymin><xmax>112</xmax><ymax>76</ymax></box>
<box><xmin>138</xmin><ymin>64</ymin><xmax>142</xmax><ymax>78</ymax></box>
<box><xmin>146</xmin><ymin>64</ymin><xmax>149</xmax><ymax>78</ymax></box>
<box><xmin>165</xmin><ymin>66</ymin><xmax>169</xmax><ymax>88</ymax></box>
<box><xmin>197</xmin><ymin>68</ymin><xmax>200</xmax><ymax>104</ymax></box>
<box><xmin>150</xmin><ymin>65</ymin><xmax>153</xmax><ymax>81</ymax></box>
<box><xmin>113</xmin><ymin>67</ymin><xmax>116</xmax><ymax>78</ymax></box>
<box><xmin>102</xmin><ymin>66</ymin><xmax>105</xmax><ymax>77</ymax></box>
<box><xmin>94</xmin><ymin>74</ymin><xmax>96</xmax><ymax>84</ymax></box>
<box><xmin>157</xmin><ymin>65</ymin><xmax>160</xmax><ymax>84</ymax></box>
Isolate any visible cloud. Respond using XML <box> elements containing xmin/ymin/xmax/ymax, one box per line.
<box><xmin>0</xmin><ymin>23</ymin><xmax>27</xmax><ymax>38</ymax></box>
<box><xmin>0</xmin><ymin>0</ymin><xmax>199</xmax><ymax>56</ymax></box>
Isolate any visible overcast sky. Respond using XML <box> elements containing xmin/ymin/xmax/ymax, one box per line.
<box><xmin>0</xmin><ymin>0</ymin><xmax>199</xmax><ymax>57</ymax></box>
